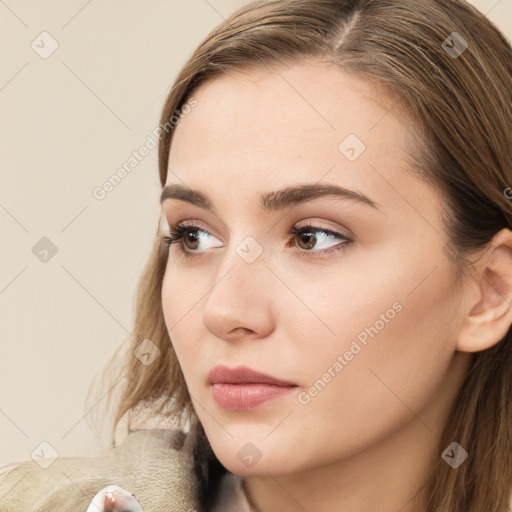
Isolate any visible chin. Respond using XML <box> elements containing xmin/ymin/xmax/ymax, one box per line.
<box><xmin>219</xmin><ymin>455</ymin><xmax>289</xmax><ymax>477</ymax></box>
<box><xmin>208</xmin><ymin>436</ymin><xmax>302</xmax><ymax>477</ymax></box>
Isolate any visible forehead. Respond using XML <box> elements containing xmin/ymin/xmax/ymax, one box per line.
<box><xmin>168</xmin><ymin>60</ymin><xmax>405</xmax><ymax>174</ymax></box>
<box><xmin>165</xmin><ymin>60</ymin><xmax>440</xmax><ymax>223</ymax></box>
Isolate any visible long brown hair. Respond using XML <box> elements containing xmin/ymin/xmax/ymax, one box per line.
<box><xmin>89</xmin><ymin>1</ymin><xmax>512</xmax><ymax>510</ymax></box>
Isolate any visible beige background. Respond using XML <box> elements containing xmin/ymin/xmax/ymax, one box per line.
<box><xmin>1</xmin><ymin>0</ymin><xmax>511</xmax><ymax>466</ymax></box>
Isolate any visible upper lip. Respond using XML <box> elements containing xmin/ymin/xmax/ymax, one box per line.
<box><xmin>208</xmin><ymin>365</ymin><xmax>297</xmax><ymax>386</ymax></box>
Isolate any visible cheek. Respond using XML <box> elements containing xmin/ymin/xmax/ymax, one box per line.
<box><xmin>159</xmin><ymin>246</ymin><xmax>462</xmax><ymax>474</ymax></box>
<box><xmin>288</xmin><ymin>256</ymin><xmax>460</xmax><ymax>456</ymax></box>
<box><xmin>160</xmin><ymin>267</ymin><xmax>201</xmax><ymax>372</ymax></box>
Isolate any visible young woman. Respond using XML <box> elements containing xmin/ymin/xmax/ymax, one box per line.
<box><xmin>2</xmin><ymin>0</ymin><xmax>512</xmax><ymax>511</ymax></box>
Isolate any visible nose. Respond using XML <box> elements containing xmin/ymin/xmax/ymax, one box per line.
<box><xmin>200</xmin><ymin>248</ymin><xmax>276</xmax><ymax>342</ymax></box>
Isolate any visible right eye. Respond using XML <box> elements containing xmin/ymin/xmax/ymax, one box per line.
<box><xmin>160</xmin><ymin>222</ymin><xmax>223</xmax><ymax>257</ymax></box>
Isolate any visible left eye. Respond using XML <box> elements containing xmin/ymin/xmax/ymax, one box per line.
<box><xmin>288</xmin><ymin>224</ymin><xmax>351</xmax><ymax>254</ymax></box>
<box><xmin>160</xmin><ymin>222</ymin><xmax>352</xmax><ymax>259</ymax></box>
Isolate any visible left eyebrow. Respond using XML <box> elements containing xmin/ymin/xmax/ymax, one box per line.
<box><xmin>160</xmin><ymin>182</ymin><xmax>380</xmax><ymax>212</ymax></box>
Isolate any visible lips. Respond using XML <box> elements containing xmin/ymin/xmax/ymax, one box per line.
<box><xmin>207</xmin><ymin>365</ymin><xmax>297</xmax><ymax>386</ymax></box>
<box><xmin>207</xmin><ymin>365</ymin><xmax>298</xmax><ymax>411</ymax></box>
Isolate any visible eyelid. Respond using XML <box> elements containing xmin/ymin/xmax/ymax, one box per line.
<box><xmin>293</xmin><ymin>218</ymin><xmax>353</xmax><ymax>238</ymax></box>
<box><xmin>163</xmin><ymin>217</ymin><xmax>221</xmax><ymax>239</ymax></box>
<box><xmin>162</xmin><ymin>213</ymin><xmax>351</xmax><ymax>239</ymax></box>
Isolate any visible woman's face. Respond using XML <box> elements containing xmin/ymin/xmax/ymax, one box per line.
<box><xmin>161</xmin><ymin>60</ymin><xmax>470</xmax><ymax>476</ymax></box>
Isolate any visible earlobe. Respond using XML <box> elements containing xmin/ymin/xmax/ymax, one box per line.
<box><xmin>456</xmin><ymin>229</ymin><xmax>512</xmax><ymax>353</ymax></box>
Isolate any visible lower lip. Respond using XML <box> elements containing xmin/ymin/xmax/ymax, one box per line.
<box><xmin>211</xmin><ymin>383</ymin><xmax>297</xmax><ymax>411</ymax></box>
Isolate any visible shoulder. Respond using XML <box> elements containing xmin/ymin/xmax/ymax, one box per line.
<box><xmin>0</xmin><ymin>429</ymin><xmax>200</xmax><ymax>512</ymax></box>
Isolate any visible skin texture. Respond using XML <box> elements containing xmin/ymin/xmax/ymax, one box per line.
<box><xmin>160</xmin><ymin>60</ymin><xmax>512</xmax><ymax>512</ymax></box>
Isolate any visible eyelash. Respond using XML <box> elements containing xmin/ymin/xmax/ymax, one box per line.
<box><xmin>160</xmin><ymin>222</ymin><xmax>352</xmax><ymax>260</ymax></box>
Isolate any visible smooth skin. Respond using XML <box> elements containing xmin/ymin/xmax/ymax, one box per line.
<box><xmin>160</xmin><ymin>59</ymin><xmax>512</xmax><ymax>512</ymax></box>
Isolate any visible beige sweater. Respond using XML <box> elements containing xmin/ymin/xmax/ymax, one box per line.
<box><xmin>0</xmin><ymin>428</ymin><xmax>255</xmax><ymax>511</ymax></box>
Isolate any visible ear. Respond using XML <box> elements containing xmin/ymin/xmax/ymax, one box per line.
<box><xmin>456</xmin><ymin>228</ymin><xmax>512</xmax><ymax>353</ymax></box>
